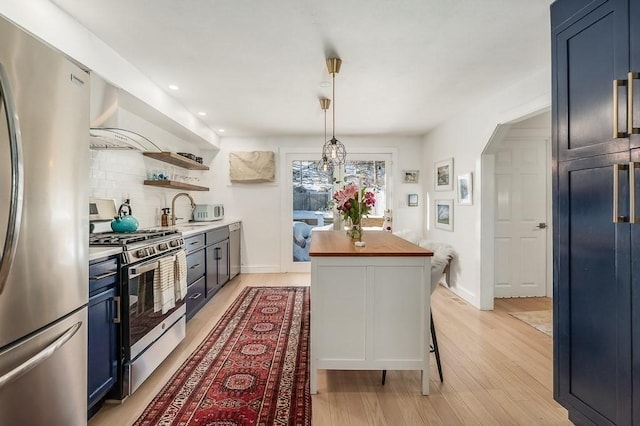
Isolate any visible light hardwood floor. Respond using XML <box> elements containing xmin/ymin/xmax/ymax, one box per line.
<box><xmin>89</xmin><ymin>273</ymin><xmax>570</xmax><ymax>426</ymax></box>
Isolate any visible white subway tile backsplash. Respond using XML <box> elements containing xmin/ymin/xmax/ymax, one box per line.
<box><xmin>90</xmin><ymin>147</ymin><xmax>211</xmax><ymax>229</ymax></box>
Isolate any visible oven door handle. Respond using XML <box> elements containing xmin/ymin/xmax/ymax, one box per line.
<box><xmin>129</xmin><ymin>261</ymin><xmax>159</xmax><ymax>278</ymax></box>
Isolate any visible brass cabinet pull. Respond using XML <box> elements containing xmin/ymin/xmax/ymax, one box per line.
<box><xmin>630</xmin><ymin>162</ymin><xmax>640</xmax><ymax>224</ymax></box>
<box><xmin>614</xmin><ymin>163</ymin><xmax>629</xmax><ymax>223</ymax></box>
<box><xmin>629</xmin><ymin>72</ymin><xmax>640</xmax><ymax>135</ymax></box>
<box><xmin>614</xmin><ymin>79</ymin><xmax>628</xmax><ymax>138</ymax></box>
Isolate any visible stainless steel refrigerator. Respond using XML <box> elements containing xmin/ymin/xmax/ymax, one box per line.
<box><xmin>0</xmin><ymin>16</ymin><xmax>89</xmax><ymax>425</ymax></box>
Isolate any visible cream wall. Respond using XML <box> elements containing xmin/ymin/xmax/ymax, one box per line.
<box><xmin>422</xmin><ymin>66</ymin><xmax>551</xmax><ymax>308</ymax></box>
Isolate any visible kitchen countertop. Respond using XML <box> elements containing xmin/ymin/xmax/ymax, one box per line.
<box><xmin>309</xmin><ymin>230</ymin><xmax>433</xmax><ymax>257</ymax></box>
<box><xmin>88</xmin><ymin>218</ymin><xmax>241</xmax><ymax>261</ymax></box>
<box><xmin>89</xmin><ymin>246</ymin><xmax>123</xmax><ymax>262</ymax></box>
<box><xmin>170</xmin><ymin>217</ymin><xmax>241</xmax><ymax>237</ymax></box>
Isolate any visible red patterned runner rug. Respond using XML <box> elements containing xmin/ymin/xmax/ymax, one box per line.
<box><xmin>134</xmin><ymin>286</ymin><xmax>311</xmax><ymax>426</ymax></box>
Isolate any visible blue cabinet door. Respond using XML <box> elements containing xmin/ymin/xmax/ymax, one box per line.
<box><xmin>630</xmin><ymin>149</ymin><xmax>640</xmax><ymax>423</ymax></box>
<box><xmin>553</xmin><ymin>0</ymin><xmax>629</xmax><ymax>161</ymax></box>
<box><xmin>217</xmin><ymin>239</ymin><xmax>230</xmax><ymax>288</ymax></box>
<box><xmin>629</xmin><ymin>1</ymin><xmax>640</xmax><ymax>150</ymax></box>
<box><xmin>555</xmin><ymin>152</ymin><xmax>632</xmax><ymax>425</ymax></box>
<box><xmin>206</xmin><ymin>241</ymin><xmax>229</xmax><ymax>296</ymax></box>
<box><xmin>87</xmin><ymin>286</ymin><xmax>118</xmax><ymax>413</ymax></box>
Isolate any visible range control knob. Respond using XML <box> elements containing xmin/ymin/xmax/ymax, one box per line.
<box><xmin>159</xmin><ymin>243</ymin><xmax>168</xmax><ymax>251</ymax></box>
<box><xmin>148</xmin><ymin>247</ymin><xmax>156</xmax><ymax>255</ymax></box>
<box><xmin>169</xmin><ymin>240</ymin><xmax>178</xmax><ymax>248</ymax></box>
<box><xmin>136</xmin><ymin>248</ymin><xmax>148</xmax><ymax>258</ymax></box>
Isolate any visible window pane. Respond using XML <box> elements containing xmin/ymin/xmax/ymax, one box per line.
<box><xmin>343</xmin><ymin>160</ymin><xmax>386</xmax><ymax>216</ymax></box>
<box><xmin>292</xmin><ymin>160</ymin><xmax>334</xmax><ymax>262</ymax></box>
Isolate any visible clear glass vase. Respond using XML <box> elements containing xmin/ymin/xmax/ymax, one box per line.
<box><xmin>348</xmin><ymin>222</ymin><xmax>363</xmax><ymax>241</ymax></box>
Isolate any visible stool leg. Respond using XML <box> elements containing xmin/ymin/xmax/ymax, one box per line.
<box><xmin>430</xmin><ymin>311</ymin><xmax>443</xmax><ymax>382</ymax></box>
<box><xmin>381</xmin><ymin>369</ymin><xmax>387</xmax><ymax>385</ymax></box>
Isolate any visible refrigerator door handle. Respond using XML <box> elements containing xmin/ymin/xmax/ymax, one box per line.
<box><xmin>0</xmin><ymin>62</ymin><xmax>24</xmax><ymax>296</ymax></box>
<box><xmin>0</xmin><ymin>321</ymin><xmax>81</xmax><ymax>389</ymax></box>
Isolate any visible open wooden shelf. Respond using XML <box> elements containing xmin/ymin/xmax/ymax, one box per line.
<box><xmin>143</xmin><ymin>152</ymin><xmax>209</xmax><ymax>170</ymax></box>
<box><xmin>144</xmin><ymin>180</ymin><xmax>209</xmax><ymax>191</ymax></box>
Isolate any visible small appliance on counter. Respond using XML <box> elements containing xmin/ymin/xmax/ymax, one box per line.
<box><xmin>192</xmin><ymin>204</ymin><xmax>224</xmax><ymax>221</ymax></box>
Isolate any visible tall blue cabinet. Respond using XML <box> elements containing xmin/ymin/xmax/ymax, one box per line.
<box><xmin>552</xmin><ymin>0</ymin><xmax>640</xmax><ymax>424</ymax></box>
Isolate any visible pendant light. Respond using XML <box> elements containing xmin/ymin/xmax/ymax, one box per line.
<box><xmin>322</xmin><ymin>57</ymin><xmax>346</xmax><ymax>165</ymax></box>
<box><xmin>317</xmin><ymin>98</ymin><xmax>334</xmax><ymax>175</ymax></box>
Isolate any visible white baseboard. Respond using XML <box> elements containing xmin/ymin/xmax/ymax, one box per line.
<box><xmin>240</xmin><ymin>265</ymin><xmax>282</xmax><ymax>274</ymax></box>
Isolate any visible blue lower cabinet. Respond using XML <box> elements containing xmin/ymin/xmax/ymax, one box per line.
<box><xmin>88</xmin><ymin>257</ymin><xmax>119</xmax><ymax>418</ymax></box>
<box><xmin>186</xmin><ymin>275</ymin><xmax>207</xmax><ymax>321</ymax></box>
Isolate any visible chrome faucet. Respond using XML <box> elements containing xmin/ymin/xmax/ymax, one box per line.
<box><xmin>170</xmin><ymin>192</ymin><xmax>196</xmax><ymax>225</ymax></box>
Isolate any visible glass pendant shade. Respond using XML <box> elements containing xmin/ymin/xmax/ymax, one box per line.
<box><xmin>317</xmin><ymin>153</ymin><xmax>334</xmax><ymax>176</ymax></box>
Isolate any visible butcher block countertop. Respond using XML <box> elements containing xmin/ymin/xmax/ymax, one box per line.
<box><xmin>309</xmin><ymin>230</ymin><xmax>433</xmax><ymax>257</ymax></box>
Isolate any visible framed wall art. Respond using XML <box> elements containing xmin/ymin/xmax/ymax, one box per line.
<box><xmin>434</xmin><ymin>199</ymin><xmax>453</xmax><ymax>231</ymax></box>
<box><xmin>402</xmin><ymin>170</ymin><xmax>419</xmax><ymax>183</ymax></box>
<box><xmin>434</xmin><ymin>158</ymin><xmax>453</xmax><ymax>191</ymax></box>
<box><xmin>457</xmin><ymin>172</ymin><xmax>473</xmax><ymax>205</ymax></box>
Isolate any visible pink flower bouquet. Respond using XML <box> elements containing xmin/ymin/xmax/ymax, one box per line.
<box><xmin>333</xmin><ymin>183</ymin><xmax>376</xmax><ymax>226</ymax></box>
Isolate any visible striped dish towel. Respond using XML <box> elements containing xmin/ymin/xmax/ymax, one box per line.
<box><xmin>153</xmin><ymin>256</ymin><xmax>176</xmax><ymax>314</ymax></box>
<box><xmin>174</xmin><ymin>250</ymin><xmax>188</xmax><ymax>301</ymax></box>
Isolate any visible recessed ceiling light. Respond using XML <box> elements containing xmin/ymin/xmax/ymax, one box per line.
<box><xmin>168</xmin><ymin>84</ymin><xmax>179</xmax><ymax>91</ymax></box>
<box><xmin>319</xmin><ymin>81</ymin><xmax>331</xmax><ymax>88</ymax></box>
<box><xmin>198</xmin><ymin>112</ymin><xmax>207</xmax><ymax>116</ymax></box>
<box><xmin>218</xmin><ymin>129</ymin><xmax>225</xmax><ymax>133</ymax></box>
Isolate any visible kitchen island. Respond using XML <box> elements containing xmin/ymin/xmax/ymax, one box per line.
<box><xmin>309</xmin><ymin>231</ymin><xmax>433</xmax><ymax>395</ymax></box>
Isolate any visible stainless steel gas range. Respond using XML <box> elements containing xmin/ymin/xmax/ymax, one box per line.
<box><xmin>89</xmin><ymin>229</ymin><xmax>187</xmax><ymax>399</ymax></box>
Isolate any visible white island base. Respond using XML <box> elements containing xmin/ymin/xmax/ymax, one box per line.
<box><xmin>309</xmin><ymin>231</ymin><xmax>433</xmax><ymax>395</ymax></box>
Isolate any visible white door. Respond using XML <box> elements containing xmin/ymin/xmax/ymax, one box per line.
<box><xmin>493</xmin><ymin>138</ymin><xmax>547</xmax><ymax>297</ymax></box>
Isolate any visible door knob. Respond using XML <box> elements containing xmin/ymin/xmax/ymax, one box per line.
<box><xmin>536</xmin><ymin>223</ymin><xmax>547</xmax><ymax>229</ymax></box>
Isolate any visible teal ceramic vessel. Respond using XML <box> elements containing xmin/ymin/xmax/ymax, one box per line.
<box><xmin>111</xmin><ymin>201</ymin><xmax>139</xmax><ymax>232</ymax></box>
<box><xmin>110</xmin><ymin>215</ymin><xmax>139</xmax><ymax>232</ymax></box>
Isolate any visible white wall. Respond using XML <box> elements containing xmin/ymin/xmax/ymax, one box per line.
<box><xmin>210</xmin><ymin>135</ymin><xmax>425</xmax><ymax>273</ymax></box>
<box><xmin>91</xmin><ymin>132</ymin><xmax>424</xmax><ymax>272</ymax></box>
<box><xmin>90</xmin><ymin>108</ymin><xmax>217</xmax><ymax>232</ymax></box>
<box><xmin>422</xmin><ymin>66</ymin><xmax>551</xmax><ymax>308</ymax></box>
<box><xmin>0</xmin><ymin>0</ymin><xmax>218</xmax><ymax>148</ymax></box>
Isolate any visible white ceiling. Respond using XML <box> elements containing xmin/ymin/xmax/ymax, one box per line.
<box><xmin>52</xmin><ymin>0</ymin><xmax>551</xmax><ymax>138</ymax></box>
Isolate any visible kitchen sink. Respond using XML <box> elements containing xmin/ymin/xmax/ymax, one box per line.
<box><xmin>178</xmin><ymin>222</ymin><xmax>218</xmax><ymax>230</ymax></box>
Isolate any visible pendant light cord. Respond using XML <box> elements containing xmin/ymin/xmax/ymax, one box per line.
<box><xmin>324</xmin><ymin>106</ymin><xmax>327</xmax><ymax>143</ymax></box>
<box><xmin>332</xmin><ymin>72</ymin><xmax>336</xmax><ymax>139</ymax></box>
